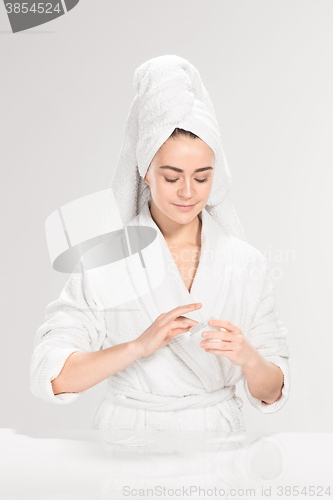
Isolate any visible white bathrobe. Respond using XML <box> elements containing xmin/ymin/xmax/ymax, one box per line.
<box><xmin>30</xmin><ymin>200</ymin><xmax>290</xmax><ymax>432</ymax></box>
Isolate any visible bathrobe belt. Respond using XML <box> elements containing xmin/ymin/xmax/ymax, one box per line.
<box><xmin>105</xmin><ymin>379</ymin><xmax>241</xmax><ymax>412</ymax></box>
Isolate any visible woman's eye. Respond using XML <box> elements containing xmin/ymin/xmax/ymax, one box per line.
<box><xmin>164</xmin><ymin>178</ymin><xmax>208</xmax><ymax>184</ymax></box>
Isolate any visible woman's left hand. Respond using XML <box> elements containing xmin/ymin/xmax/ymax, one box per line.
<box><xmin>200</xmin><ymin>319</ymin><xmax>258</xmax><ymax>367</ymax></box>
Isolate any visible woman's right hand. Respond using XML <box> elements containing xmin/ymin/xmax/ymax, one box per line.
<box><xmin>133</xmin><ymin>303</ymin><xmax>202</xmax><ymax>358</ymax></box>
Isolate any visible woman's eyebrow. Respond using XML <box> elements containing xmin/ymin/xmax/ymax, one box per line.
<box><xmin>159</xmin><ymin>166</ymin><xmax>213</xmax><ymax>173</ymax></box>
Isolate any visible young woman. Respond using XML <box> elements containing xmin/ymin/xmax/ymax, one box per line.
<box><xmin>30</xmin><ymin>55</ymin><xmax>290</xmax><ymax>432</ymax></box>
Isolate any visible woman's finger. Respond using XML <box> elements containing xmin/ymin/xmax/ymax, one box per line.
<box><xmin>164</xmin><ymin>320</ymin><xmax>193</xmax><ymax>334</ymax></box>
<box><xmin>161</xmin><ymin>303</ymin><xmax>202</xmax><ymax>324</ymax></box>
<box><xmin>202</xmin><ymin>348</ymin><xmax>233</xmax><ymax>356</ymax></box>
<box><xmin>176</xmin><ymin>316</ymin><xmax>198</xmax><ymax>326</ymax></box>
<box><xmin>200</xmin><ymin>340</ymin><xmax>234</xmax><ymax>350</ymax></box>
<box><xmin>201</xmin><ymin>330</ymin><xmax>234</xmax><ymax>342</ymax></box>
<box><xmin>208</xmin><ymin>319</ymin><xmax>237</xmax><ymax>332</ymax></box>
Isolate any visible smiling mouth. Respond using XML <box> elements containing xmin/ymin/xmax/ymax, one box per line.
<box><xmin>174</xmin><ymin>203</ymin><xmax>196</xmax><ymax>207</ymax></box>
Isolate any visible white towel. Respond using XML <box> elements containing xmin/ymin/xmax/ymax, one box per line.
<box><xmin>98</xmin><ymin>54</ymin><xmax>247</xmax><ymax>242</ymax></box>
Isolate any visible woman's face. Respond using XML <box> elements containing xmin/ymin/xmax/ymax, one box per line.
<box><xmin>144</xmin><ymin>135</ymin><xmax>215</xmax><ymax>224</ymax></box>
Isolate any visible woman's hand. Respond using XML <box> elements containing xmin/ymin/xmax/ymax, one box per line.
<box><xmin>200</xmin><ymin>319</ymin><xmax>259</xmax><ymax>367</ymax></box>
<box><xmin>134</xmin><ymin>303</ymin><xmax>202</xmax><ymax>358</ymax></box>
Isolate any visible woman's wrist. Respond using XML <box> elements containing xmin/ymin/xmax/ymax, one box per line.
<box><xmin>242</xmin><ymin>350</ymin><xmax>283</xmax><ymax>404</ymax></box>
<box><xmin>129</xmin><ymin>339</ymin><xmax>146</xmax><ymax>360</ymax></box>
<box><xmin>242</xmin><ymin>346</ymin><xmax>263</xmax><ymax>372</ymax></box>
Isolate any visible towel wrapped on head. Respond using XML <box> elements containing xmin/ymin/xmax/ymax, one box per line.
<box><xmin>100</xmin><ymin>54</ymin><xmax>247</xmax><ymax>242</ymax></box>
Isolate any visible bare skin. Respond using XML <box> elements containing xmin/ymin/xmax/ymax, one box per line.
<box><xmin>168</xmin><ymin>243</ymin><xmax>201</xmax><ymax>293</ymax></box>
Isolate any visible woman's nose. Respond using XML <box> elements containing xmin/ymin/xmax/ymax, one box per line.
<box><xmin>177</xmin><ymin>179</ymin><xmax>196</xmax><ymax>197</ymax></box>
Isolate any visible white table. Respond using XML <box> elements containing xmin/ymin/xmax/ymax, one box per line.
<box><xmin>0</xmin><ymin>429</ymin><xmax>332</xmax><ymax>499</ymax></box>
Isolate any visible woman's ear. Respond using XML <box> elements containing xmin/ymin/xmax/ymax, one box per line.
<box><xmin>144</xmin><ymin>166</ymin><xmax>150</xmax><ymax>185</ymax></box>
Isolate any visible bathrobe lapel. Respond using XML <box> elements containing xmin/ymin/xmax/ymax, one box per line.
<box><xmin>122</xmin><ymin>200</ymin><xmax>232</xmax><ymax>391</ymax></box>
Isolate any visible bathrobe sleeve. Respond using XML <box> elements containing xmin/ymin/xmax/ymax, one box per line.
<box><xmin>30</xmin><ymin>258</ymin><xmax>106</xmax><ymax>405</ymax></box>
<box><xmin>243</xmin><ymin>256</ymin><xmax>290</xmax><ymax>413</ymax></box>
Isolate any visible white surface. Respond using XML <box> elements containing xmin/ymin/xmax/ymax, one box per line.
<box><xmin>0</xmin><ymin>429</ymin><xmax>332</xmax><ymax>500</ymax></box>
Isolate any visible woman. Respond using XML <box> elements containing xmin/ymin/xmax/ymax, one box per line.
<box><xmin>30</xmin><ymin>55</ymin><xmax>290</xmax><ymax>432</ymax></box>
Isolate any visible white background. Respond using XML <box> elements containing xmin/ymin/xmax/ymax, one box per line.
<box><xmin>1</xmin><ymin>0</ymin><xmax>332</xmax><ymax>432</ymax></box>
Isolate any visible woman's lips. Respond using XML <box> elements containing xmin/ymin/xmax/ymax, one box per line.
<box><xmin>173</xmin><ymin>203</ymin><xmax>196</xmax><ymax>211</ymax></box>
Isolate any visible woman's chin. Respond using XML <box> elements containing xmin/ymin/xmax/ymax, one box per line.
<box><xmin>169</xmin><ymin>203</ymin><xmax>202</xmax><ymax>222</ymax></box>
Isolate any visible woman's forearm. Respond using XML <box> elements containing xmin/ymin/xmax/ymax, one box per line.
<box><xmin>51</xmin><ymin>341</ymin><xmax>142</xmax><ymax>395</ymax></box>
<box><xmin>242</xmin><ymin>351</ymin><xmax>284</xmax><ymax>404</ymax></box>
